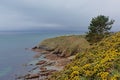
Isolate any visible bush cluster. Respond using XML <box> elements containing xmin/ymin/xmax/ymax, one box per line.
<box><xmin>49</xmin><ymin>32</ymin><xmax>120</xmax><ymax>80</ymax></box>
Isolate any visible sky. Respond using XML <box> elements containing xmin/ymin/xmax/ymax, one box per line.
<box><xmin>0</xmin><ymin>0</ymin><xmax>120</xmax><ymax>31</ymax></box>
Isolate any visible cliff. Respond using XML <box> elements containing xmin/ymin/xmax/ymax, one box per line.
<box><xmin>48</xmin><ymin>32</ymin><xmax>120</xmax><ymax>80</ymax></box>
<box><xmin>33</xmin><ymin>35</ymin><xmax>90</xmax><ymax>57</ymax></box>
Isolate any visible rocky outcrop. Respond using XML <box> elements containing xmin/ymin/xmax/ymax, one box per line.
<box><xmin>32</xmin><ymin>45</ymin><xmax>54</xmax><ymax>51</ymax></box>
<box><xmin>25</xmin><ymin>73</ymin><xmax>39</xmax><ymax>79</ymax></box>
<box><xmin>17</xmin><ymin>35</ymin><xmax>90</xmax><ymax>80</ymax></box>
<box><xmin>36</xmin><ymin>60</ymin><xmax>47</xmax><ymax>65</ymax></box>
<box><xmin>32</xmin><ymin>35</ymin><xmax>90</xmax><ymax>57</ymax></box>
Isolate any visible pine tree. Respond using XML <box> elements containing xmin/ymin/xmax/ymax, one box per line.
<box><xmin>86</xmin><ymin>15</ymin><xmax>115</xmax><ymax>43</ymax></box>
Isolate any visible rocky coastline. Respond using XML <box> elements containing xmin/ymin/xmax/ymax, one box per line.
<box><xmin>16</xmin><ymin>35</ymin><xmax>89</xmax><ymax>80</ymax></box>
<box><xmin>17</xmin><ymin>45</ymin><xmax>74</xmax><ymax>80</ymax></box>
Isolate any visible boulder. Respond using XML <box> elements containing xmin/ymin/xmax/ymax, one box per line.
<box><xmin>36</xmin><ymin>60</ymin><xmax>46</xmax><ymax>65</ymax></box>
<box><xmin>39</xmin><ymin>70</ymin><xmax>57</xmax><ymax>76</ymax></box>
<box><xmin>40</xmin><ymin>67</ymin><xmax>47</xmax><ymax>72</ymax></box>
<box><xmin>25</xmin><ymin>73</ymin><xmax>39</xmax><ymax>79</ymax></box>
<box><xmin>32</xmin><ymin>46</ymin><xmax>37</xmax><ymax>49</ymax></box>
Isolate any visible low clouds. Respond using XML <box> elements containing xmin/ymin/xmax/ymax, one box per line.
<box><xmin>0</xmin><ymin>0</ymin><xmax>120</xmax><ymax>31</ymax></box>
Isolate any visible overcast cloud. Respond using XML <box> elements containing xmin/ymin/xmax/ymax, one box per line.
<box><xmin>0</xmin><ymin>0</ymin><xmax>120</xmax><ymax>31</ymax></box>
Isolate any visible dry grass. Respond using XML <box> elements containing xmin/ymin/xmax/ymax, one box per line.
<box><xmin>37</xmin><ymin>35</ymin><xmax>90</xmax><ymax>57</ymax></box>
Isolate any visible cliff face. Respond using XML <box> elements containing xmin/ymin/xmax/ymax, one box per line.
<box><xmin>49</xmin><ymin>32</ymin><xmax>120</xmax><ymax>80</ymax></box>
<box><xmin>34</xmin><ymin>35</ymin><xmax>90</xmax><ymax>57</ymax></box>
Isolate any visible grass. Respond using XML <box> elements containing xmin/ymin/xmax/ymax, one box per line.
<box><xmin>48</xmin><ymin>32</ymin><xmax>120</xmax><ymax>80</ymax></box>
<box><xmin>37</xmin><ymin>35</ymin><xmax>90</xmax><ymax>57</ymax></box>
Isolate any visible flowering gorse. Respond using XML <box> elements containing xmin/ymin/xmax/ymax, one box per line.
<box><xmin>49</xmin><ymin>32</ymin><xmax>120</xmax><ymax>80</ymax></box>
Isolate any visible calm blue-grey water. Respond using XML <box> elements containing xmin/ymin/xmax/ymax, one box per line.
<box><xmin>0</xmin><ymin>31</ymin><xmax>83</xmax><ymax>80</ymax></box>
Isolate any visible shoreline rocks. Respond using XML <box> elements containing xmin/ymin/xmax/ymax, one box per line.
<box><xmin>36</xmin><ymin>60</ymin><xmax>47</xmax><ymax>65</ymax></box>
<box><xmin>32</xmin><ymin>45</ymin><xmax>54</xmax><ymax>52</ymax></box>
<box><xmin>25</xmin><ymin>73</ymin><xmax>39</xmax><ymax>79</ymax></box>
<box><xmin>17</xmin><ymin>44</ymin><xmax>75</xmax><ymax>80</ymax></box>
<box><xmin>16</xmin><ymin>35</ymin><xmax>90</xmax><ymax>80</ymax></box>
<box><xmin>17</xmin><ymin>52</ymin><xmax>73</xmax><ymax>80</ymax></box>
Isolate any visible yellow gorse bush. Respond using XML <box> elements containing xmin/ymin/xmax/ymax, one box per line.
<box><xmin>49</xmin><ymin>32</ymin><xmax>120</xmax><ymax>80</ymax></box>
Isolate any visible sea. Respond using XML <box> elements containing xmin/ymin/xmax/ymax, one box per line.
<box><xmin>0</xmin><ymin>31</ymin><xmax>83</xmax><ymax>80</ymax></box>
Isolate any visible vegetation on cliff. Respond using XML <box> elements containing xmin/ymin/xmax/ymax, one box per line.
<box><xmin>37</xmin><ymin>35</ymin><xmax>90</xmax><ymax>57</ymax></box>
<box><xmin>49</xmin><ymin>32</ymin><xmax>120</xmax><ymax>80</ymax></box>
<box><xmin>86</xmin><ymin>15</ymin><xmax>115</xmax><ymax>43</ymax></box>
